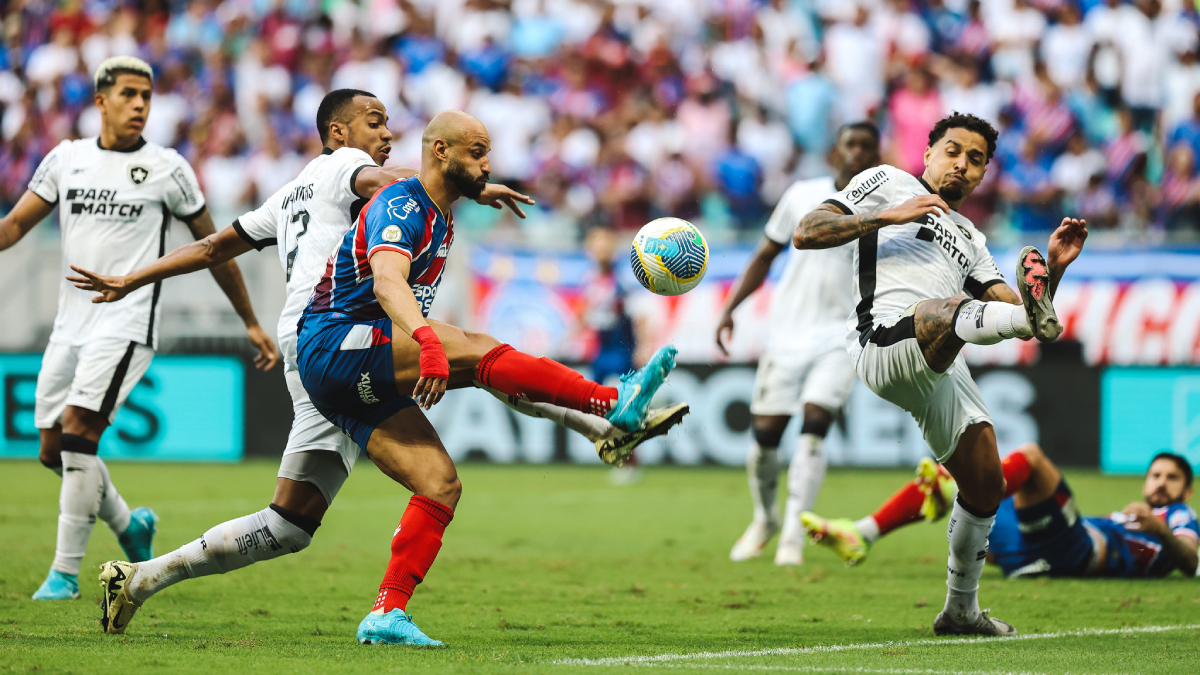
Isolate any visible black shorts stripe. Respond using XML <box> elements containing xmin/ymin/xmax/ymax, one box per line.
<box><xmin>964</xmin><ymin>276</ymin><xmax>1004</xmax><ymax>300</ymax></box>
<box><xmin>855</xmin><ymin>231</ymin><xmax>879</xmax><ymax>345</ymax></box>
<box><xmin>864</xmin><ymin>315</ymin><xmax>917</xmax><ymax>347</ymax></box>
<box><xmin>145</xmin><ymin>206</ymin><xmax>169</xmax><ymax>346</ymax></box>
<box><xmin>98</xmin><ymin>341</ymin><xmax>138</xmax><ymax>419</ymax></box>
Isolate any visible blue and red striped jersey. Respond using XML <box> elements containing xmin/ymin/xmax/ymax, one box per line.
<box><xmin>305</xmin><ymin>177</ymin><xmax>454</xmax><ymax>321</ymax></box>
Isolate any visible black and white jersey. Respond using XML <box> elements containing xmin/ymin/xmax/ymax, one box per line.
<box><xmin>29</xmin><ymin>137</ymin><xmax>206</xmax><ymax>349</ymax></box>
<box><xmin>232</xmin><ymin>147</ymin><xmax>375</xmax><ymax>369</ymax></box>
<box><xmin>822</xmin><ymin>164</ymin><xmax>1007</xmax><ymax>362</ymax></box>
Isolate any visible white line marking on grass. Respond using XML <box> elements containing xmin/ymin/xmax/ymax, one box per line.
<box><xmin>555</xmin><ymin>623</ymin><xmax>1200</xmax><ymax>667</ymax></box>
<box><xmin>618</xmin><ymin>664</ymin><xmax>1114</xmax><ymax>675</ymax></box>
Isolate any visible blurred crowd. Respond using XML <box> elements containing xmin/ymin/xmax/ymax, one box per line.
<box><xmin>3</xmin><ymin>0</ymin><xmax>1200</xmax><ymax>246</ymax></box>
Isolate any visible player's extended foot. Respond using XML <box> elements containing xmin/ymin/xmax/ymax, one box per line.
<box><xmin>31</xmin><ymin>569</ymin><xmax>80</xmax><ymax>600</ymax></box>
<box><xmin>800</xmin><ymin>512</ymin><xmax>869</xmax><ymax>566</ymax></box>
<box><xmin>117</xmin><ymin>507</ymin><xmax>158</xmax><ymax>563</ymax></box>
<box><xmin>916</xmin><ymin>458</ymin><xmax>957</xmax><ymax>523</ymax></box>
<box><xmin>1016</xmin><ymin>246</ymin><xmax>1061</xmax><ymax>343</ymax></box>
<box><xmin>98</xmin><ymin>560</ymin><xmax>143</xmax><ymax>634</ymax></box>
<box><xmin>729</xmin><ymin>517</ymin><xmax>780</xmax><ymax>562</ymax></box>
<box><xmin>596</xmin><ymin>402</ymin><xmax>690</xmax><ymax>466</ymax></box>
<box><xmin>773</xmin><ymin>532</ymin><xmax>803</xmax><ymax>566</ymax></box>
<box><xmin>357</xmin><ymin>609</ymin><xmax>445</xmax><ymax>646</ymax></box>
<box><xmin>606</xmin><ymin>345</ymin><xmax>678</xmax><ymax>432</ymax></box>
<box><xmin>933</xmin><ymin>609</ymin><xmax>1017</xmax><ymax>637</ymax></box>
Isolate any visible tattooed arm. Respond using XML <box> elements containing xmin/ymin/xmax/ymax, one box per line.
<box><xmin>793</xmin><ymin>194</ymin><xmax>953</xmax><ymax>250</ymax></box>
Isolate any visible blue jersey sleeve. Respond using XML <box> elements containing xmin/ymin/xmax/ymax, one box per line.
<box><xmin>363</xmin><ymin>181</ymin><xmax>432</xmax><ymax>262</ymax></box>
<box><xmin>1166</xmin><ymin>504</ymin><xmax>1199</xmax><ymax>544</ymax></box>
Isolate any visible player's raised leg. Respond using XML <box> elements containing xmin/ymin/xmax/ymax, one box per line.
<box><xmin>391</xmin><ymin>320</ymin><xmax>678</xmax><ymax>434</ymax></box>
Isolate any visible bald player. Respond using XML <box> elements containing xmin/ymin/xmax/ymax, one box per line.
<box><xmin>91</xmin><ymin>111</ymin><xmax>683</xmax><ymax>647</ymax></box>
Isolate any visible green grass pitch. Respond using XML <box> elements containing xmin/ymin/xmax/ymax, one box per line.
<box><xmin>2</xmin><ymin>460</ymin><xmax>1197</xmax><ymax>674</ymax></box>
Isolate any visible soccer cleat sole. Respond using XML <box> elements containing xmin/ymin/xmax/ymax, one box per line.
<box><xmin>98</xmin><ymin>561</ymin><xmax>142</xmax><ymax>635</ymax></box>
<box><xmin>1016</xmin><ymin>246</ymin><xmax>1061</xmax><ymax>343</ymax></box>
<box><xmin>933</xmin><ymin>609</ymin><xmax>1017</xmax><ymax>637</ymax></box>
<box><xmin>596</xmin><ymin>402</ymin><xmax>689</xmax><ymax>466</ymax></box>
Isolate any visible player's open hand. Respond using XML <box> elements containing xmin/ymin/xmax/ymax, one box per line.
<box><xmin>413</xmin><ymin>375</ymin><xmax>447</xmax><ymax>409</ymax></box>
<box><xmin>474</xmin><ymin>183</ymin><xmax>536</xmax><ymax>219</ymax></box>
<box><xmin>66</xmin><ymin>265</ymin><xmax>131</xmax><ymax>303</ymax></box>
<box><xmin>715</xmin><ymin>311</ymin><xmax>735</xmax><ymax>356</ymax></box>
<box><xmin>1048</xmin><ymin>217</ymin><xmax>1088</xmax><ymax>272</ymax></box>
<box><xmin>879</xmin><ymin>194</ymin><xmax>951</xmax><ymax>226</ymax></box>
<box><xmin>245</xmin><ymin>323</ymin><xmax>279</xmax><ymax>371</ymax></box>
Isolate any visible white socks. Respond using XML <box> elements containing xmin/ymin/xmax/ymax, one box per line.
<box><xmin>943</xmin><ymin>497</ymin><xmax>995</xmax><ymax>625</ymax></box>
<box><xmin>746</xmin><ymin>442</ymin><xmax>781</xmax><ymax>524</ymax></box>
<box><xmin>52</xmin><ymin>451</ymin><xmax>104</xmax><ymax>576</ymax></box>
<box><xmin>854</xmin><ymin>516</ymin><xmax>882</xmax><ymax>544</ymax></box>
<box><xmin>96</xmin><ymin>457</ymin><xmax>131</xmax><ymax>537</ymax></box>
<box><xmin>130</xmin><ymin>507</ymin><xmax>313</xmax><ymax>602</ymax></box>
<box><xmin>478</xmin><ymin>383</ymin><xmax>612</xmax><ymax>442</ymax></box>
<box><xmin>782</xmin><ymin>434</ymin><xmax>826</xmax><ymax>538</ymax></box>
<box><xmin>953</xmin><ymin>301</ymin><xmax>1031</xmax><ymax>345</ymax></box>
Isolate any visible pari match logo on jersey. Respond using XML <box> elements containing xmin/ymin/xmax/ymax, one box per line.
<box><xmin>630</xmin><ymin>217</ymin><xmax>709</xmax><ymax>296</ymax></box>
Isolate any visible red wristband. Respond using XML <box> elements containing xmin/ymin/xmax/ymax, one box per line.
<box><xmin>412</xmin><ymin>326</ymin><xmax>449</xmax><ymax>380</ymax></box>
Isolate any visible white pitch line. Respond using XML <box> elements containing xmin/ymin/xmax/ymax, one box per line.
<box><xmin>554</xmin><ymin>623</ymin><xmax>1200</xmax><ymax>667</ymax></box>
<box><xmin>618</xmin><ymin>664</ymin><xmax>1120</xmax><ymax>675</ymax></box>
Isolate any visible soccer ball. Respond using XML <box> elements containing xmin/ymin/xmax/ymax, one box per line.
<box><xmin>629</xmin><ymin>217</ymin><xmax>709</xmax><ymax>296</ymax></box>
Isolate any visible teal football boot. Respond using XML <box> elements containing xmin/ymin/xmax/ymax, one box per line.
<box><xmin>605</xmin><ymin>345</ymin><xmax>678</xmax><ymax>432</ymax></box>
<box><xmin>32</xmin><ymin>569</ymin><xmax>80</xmax><ymax>600</ymax></box>
<box><xmin>357</xmin><ymin>609</ymin><xmax>445</xmax><ymax>646</ymax></box>
<box><xmin>117</xmin><ymin>507</ymin><xmax>157</xmax><ymax>563</ymax></box>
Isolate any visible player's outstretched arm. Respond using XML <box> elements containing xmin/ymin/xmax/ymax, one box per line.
<box><xmin>794</xmin><ymin>195</ymin><xmax>951</xmax><ymax>250</ymax></box>
<box><xmin>68</xmin><ymin>223</ymin><xmax>253</xmax><ymax>302</ymax></box>
<box><xmin>183</xmin><ymin>209</ymin><xmax>278</xmax><ymax>370</ymax></box>
<box><xmin>715</xmin><ymin>236</ymin><xmax>785</xmax><ymax>355</ymax></box>
<box><xmin>1045</xmin><ymin>217</ymin><xmax>1088</xmax><ymax>298</ymax></box>
<box><xmin>353</xmin><ymin>166</ymin><xmax>535</xmax><ymax>218</ymax></box>
<box><xmin>371</xmin><ymin>250</ymin><xmax>450</xmax><ymax>409</ymax></box>
<box><xmin>0</xmin><ymin>191</ymin><xmax>56</xmax><ymax>252</ymax></box>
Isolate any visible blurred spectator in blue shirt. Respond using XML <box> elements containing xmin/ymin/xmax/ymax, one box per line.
<box><xmin>1001</xmin><ymin>139</ymin><xmax>1062</xmax><ymax>232</ymax></box>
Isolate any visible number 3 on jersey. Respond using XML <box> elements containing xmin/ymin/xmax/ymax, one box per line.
<box><xmin>285</xmin><ymin>210</ymin><xmax>310</xmax><ymax>281</ymax></box>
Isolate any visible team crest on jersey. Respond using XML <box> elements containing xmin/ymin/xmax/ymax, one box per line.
<box><xmin>953</xmin><ymin>220</ymin><xmax>974</xmax><ymax>241</ymax></box>
<box><xmin>129</xmin><ymin>165</ymin><xmax>150</xmax><ymax>185</ymax></box>
<box><xmin>382</xmin><ymin>225</ymin><xmax>403</xmax><ymax>242</ymax></box>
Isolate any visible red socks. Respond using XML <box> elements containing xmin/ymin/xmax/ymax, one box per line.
<box><xmin>373</xmin><ymin>495</ymin><xmax>454</xmax><ymax>614</ymax></box>
<box><xmin>871</xmin><ymin>480</ymin><xmax>927</xmax><ymax>536</ymax></box>
<box><xmin>476</xmin><ymin>344</ymin><xmax>618</xmax><ymax>416</ymax></box>
<box><xmin>1002</xmin><ymin>450</ymin><xmax>1033</xmax><ymax>498</ymax></box>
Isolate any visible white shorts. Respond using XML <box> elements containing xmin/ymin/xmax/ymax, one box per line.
<box><xmin>750</xmin><ymin>347</ymin><xmax>856</xmax><ymax>417</ymax></box>
<box><xmin>35</xmin><ymin>339</ymin><xmax>155</xmax><ymax>428</ymax></box>
<box><xmin>278</xmin><ymin>368</ymin><xmax>360</xmax><ymax>504</ymax></box>
<box><xmin>854</xmin><ymin>316</ymin><xmax>991</xmax><ymax>462</ymax></box>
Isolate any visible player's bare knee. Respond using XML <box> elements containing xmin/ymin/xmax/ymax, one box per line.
<box><xmin>1015</xmin><ymin>442</ymin><xmax>1046</xmax><ymax>467</ymax></box>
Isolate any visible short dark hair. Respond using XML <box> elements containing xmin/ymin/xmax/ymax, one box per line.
<box><xmin>316</xmin><ymin>89</ymin><xmax>377</xmax><ymax>145</ymax></box>
<box><xmin>927</xmin><ymin>112</ymin><xmax>998</xmax><ymax>163</ymax></box>
<box><xmin>837</xmin><ymin>120</ymin><xmax>881</xmax><ymax>146</ymax></box>
<box><xmin>1151</xmin><ymin>452</ymin><xmax>1194</xmax><ymax>487</ymax></box>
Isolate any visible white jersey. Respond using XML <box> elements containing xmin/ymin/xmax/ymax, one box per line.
<box><xmin>233</xmin><ymin>147</ymin><xmax>376</xmax><ymax>368</ymax></box>
<box><xmin>762</xmin><ymin>176</ymin><xmax>854</xmax><ymax>360</ymax></box>
<box><xmin>823</xmin><ymin>164</ymin><xmax>1007</xmax><ymax>362</ymax></box>
<box><xmin>29</xmin><ymin>137</ymin><xmax>206</xmax><ymax>349</ymax></box>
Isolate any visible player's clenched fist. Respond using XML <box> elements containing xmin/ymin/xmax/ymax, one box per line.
<box><xmin>877</xmin><ymin>194</ymin><xmax>951</xmax><ymax>226</ymax></box>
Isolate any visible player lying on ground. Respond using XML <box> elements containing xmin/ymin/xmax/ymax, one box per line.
<box><xmin>72</xmin><ymin>92</ymin><xmax>684</xmax><ymax>639</ymax></box>
<box><xmin>802</xmin><ymin>446</ymin><xmax>1198</xmax><ymax>579</ymax></box>
<box><xmin>87</xmin><ymin>110</ymin><xmax>683</xmax><ymax>646</ymax></box>
<box><xmin>0</xmin><ymin>56</ymin><xmax>276</xmax><ymax>602</ymax></box>
<box><xmin>720</xmin><ymin>121</ymin><xmax>881</xmax><ymax>565</ymax></box>
<box><xmin>795</xmin><ymin>112</ymin><xmax>1089</xmax><ymax>636</ymax></box>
